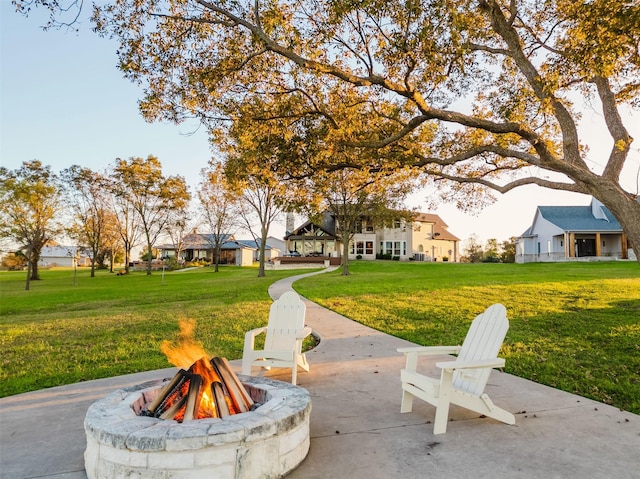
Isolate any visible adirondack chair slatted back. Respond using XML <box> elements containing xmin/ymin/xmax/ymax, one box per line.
<box><xmin>264</xmin><ymin>291</ymin><xmax>306</xmax><ymax>353</ymax></box>
<box><xmin>454</xmin><ymin>303</ymin><xmax>509</xmax><ymax>396</ymax></box>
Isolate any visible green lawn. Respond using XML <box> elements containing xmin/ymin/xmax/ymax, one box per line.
<box><xmin>0</xmin><ymin>266</ymin><xmax>317</xmax><ymax>397</ymax></box>
<box><xmin>1</xmin><ymin>261</ymin><xmax>639</xmax><ymax>415</ymax></box>
<box><xmin>294</xmin><ymin>261</ymin><xmax>640</xmax><ymax>414</ymax></box>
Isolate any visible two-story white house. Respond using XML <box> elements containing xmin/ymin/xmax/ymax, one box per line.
<box><xmin>517</xmin><ymin>197</ymin><xmax>634</xmax><ymax>263</ymax></box>
<box><xmin>284</xmin><ymin>212</ymin><xmax>460</xmax><ymax>262</ymax></box>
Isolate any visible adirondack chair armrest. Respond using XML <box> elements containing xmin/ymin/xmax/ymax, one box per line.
<box><xmin>399</xmin><ymin>346</ymin><xmax>462</xmax><ymax>371</ymax></box>
<box><xmin>244</xmin><ymin>326</ymin><xmax>268</xmax><ymax>351</ymax></box>
<box><xmin>296</xmin><ymin>326</ymin><xmax>312</xmax><ymax>340</ymax></box>
<box><xmin>245</xmin><ymin>326</ymin><xmax>268</xmax><ymax>339</ymax></box>
<box><xmin>397</xmin><ymin>346</ymin><xmax>461</xmax><ymax>356</ymax></box>
<box><xmin>435</xmin><ymin>357</ymin><xmax>505</xmax><ymax>371</ymax></box>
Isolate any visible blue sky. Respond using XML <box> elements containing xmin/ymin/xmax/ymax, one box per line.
<box><xmin>2</xmin><ymin>2</ymin><xmax>639</xmax><ymax>245</ymax></box>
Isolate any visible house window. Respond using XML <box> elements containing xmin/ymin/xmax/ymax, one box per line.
<box><xmin>393</xmin><ymin>220</ymin><xmax>401</xmax><ymax>229</ymax></box>
<box><xmin>352</xmin><ymin>241</ymin><xmax>366</xmax><ymax>255</ymax></box>
<box><xmin>380</xmin><ymin>240</ymin><xmax>406</xmax><ymax>256</ymax></box>
<box><xmin>365</xmin><ymin>241</ymin><xmax>373</xmax><ymax>255</ymax></box>
<box><xmin>326</xmin><ymin>240</ymin><xmax>335</xmax><ymax>256</ymax></box>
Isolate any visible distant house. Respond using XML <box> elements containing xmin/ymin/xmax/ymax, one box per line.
<box><xmin>38</xmin><ymin>246</ymin><xmax>91</xmax><ymax>268</ymax></box>
<box><xmin>284</xmin><ymin>211</ymin><xmax>460</xmax><ymax>262</ymax></box>
<box><xmin>517</xmin><ymin>197</ymin><xmax>635</xmax><ymax>263</ymax></box>
<box><xmin>157</xmin><ymin>232</ymin><xmax>282</xmax><ymax>267</ymax></box>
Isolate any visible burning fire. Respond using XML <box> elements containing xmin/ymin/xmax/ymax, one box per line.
<box><xmin>161</xmin><ymin>319</ymin><xmax>209</xmax><ymax>369</ymax></box>
<box><xmin>153</xmin><ymin>319</ymin><xmax>250</xmax><ymax>421</ymax></box>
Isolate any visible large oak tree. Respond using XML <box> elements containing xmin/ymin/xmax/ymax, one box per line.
<box><xmin>18</xmin><ymin>0</ymin><xmax>640</xmax><ymax>261</ymax></box>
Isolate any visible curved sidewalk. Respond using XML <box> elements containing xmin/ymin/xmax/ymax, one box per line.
<box><xmin>1</xmin><ymin>267</ymin><xmax>639</xmax><ymax>478</ymax></box>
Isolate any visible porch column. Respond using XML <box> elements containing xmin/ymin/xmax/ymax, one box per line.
<box><xmin>621</xmin><ymin>232</ymin><xmax>628</xmax><ymax>259</ymax></box>
<box><xmin>569</xmin><ymin>232</ymin><xmax>576</xmax><ymax>257</ymax></box>
<box><xmin>595</xmin><ymin>233</ymin><xmax>601</xmax><ymax>257</ymax></box>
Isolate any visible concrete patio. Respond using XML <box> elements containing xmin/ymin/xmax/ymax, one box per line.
<box><xmin>1</xmin><ymin>268</ymin><xmax>638</xmax><ymax>478</ymax></box>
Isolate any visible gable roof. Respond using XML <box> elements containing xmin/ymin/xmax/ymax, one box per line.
<box><xmin>285</xmin><ymin>211</ymin><xmax>337</xmax><ymax>238</ymax></box>
<box><xmin>413</xmin><ymin>212</ymin><xmax>460</xmax><ymax>241</ymax></box>
<box><xmin>183</xmin><ymin>233</ymin><xmax>234</xmax><ymax>247</ymax></box>
<box><xmin>221</xmin><ymin>239</ymin><xmax>272</xmax><ymax>250</ymax></box>
<box><xmin>537</xmin><ymin>201</ymin><xmax>622</xmax><ymax>232</ymax></box>
<box><xmin>40</xmin><ymin>246</ymin><xmax>90</xmax><ymax>258</ymax></box>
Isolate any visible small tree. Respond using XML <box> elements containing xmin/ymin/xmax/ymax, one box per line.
<box><xmin>163</xmin><ymin>206</ymin><xmax>193</xmax><ymax>269</ymax></box>
<box><xmin>0</xmin><ymin>161</ymin><xmax>64</xmax><ymax>287</ymax></box>
<box><xmin>313</xmin><ymin>167</ymin><xmax>414</xmax><ymax>275</ymax></box>
<box><xmin>221</xmin><ymin>106</ymin><xmax>304</xmax><ymax>277</ymax></box>
<box><xmin>61</xmin><ymin>165</ymin><xmax>111</xmax><ymax>277</ymax></box>
<box><xmin>111</xmin><ymin>156</ymin><xmax>191</xmax><ymax>275</ymax></box>
<box><xmin>483</xmin><ymin>238</ymin><xmax>500</xmax><ymax>263</ymax></box>
<box><xmin>198</xmin><ymin>162</ymin><xmax>240</xmax><ymax>272</ymax></box>
<box><xmin>1</xmin><ymin>251</ymin><xmax>27</xmax><ymax>271</ymax></box>
<box><xmin>462</xmin><ymin>234</ymin><xmax>484</xmax><ymax>263</ymax></box>
<box><xmin>500</xmin><ymin>237</ymin><xmax>518</xmax><ymax>263</ymax></box>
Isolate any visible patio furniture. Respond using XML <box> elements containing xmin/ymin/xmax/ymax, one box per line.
<box><xmin>242</xmin><ymin>291</ymin><xmax>312</xmax><ymax>385</ymax></box>
<box><xmin>398</xmin><ymin>303</ymin><xmax>515</xmax><ymax>434</ymax></box>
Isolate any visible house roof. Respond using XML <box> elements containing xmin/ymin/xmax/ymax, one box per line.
<box><xmin>183</xmin><ymin>233</ymin><xmax>234</xmax><ymax>247</ymax></box>
<box><xmin>221</xmin><ymin>240</ymin><xmax>271</xmax><ymax>250</ymax></box>
<box><xmin>285</xmin><ymin>210</ymin><xmax>460</xmax><ymax>241</ymax></box>
<box><xmin>413</xmin><ymin>212</ymin><xmax>460</xmax><ymax>241</ymax></box>
<box><xmin>40</xmin><ymin>246</ymin><xmax>89</xmax><ymax>258</ymax></box>
<box><xmin>537</xmin><ymin>204</ymin><xmax>622</xmax><ymax>232</ymax></box>
<box><xmin>285</xmin><ymin>212</ymin><xmax>337</xmax><ymax>239</ymax></box>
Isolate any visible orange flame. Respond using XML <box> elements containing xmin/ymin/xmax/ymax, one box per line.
<box><xmin>161</xmin><ymin>319</ymin><xmax>209</xmax><ymax>369</ymax></box>
<box><xmin>160</xmin><ymin>319</ymin><xmax>222</xmax><ymax>419</ymax></box>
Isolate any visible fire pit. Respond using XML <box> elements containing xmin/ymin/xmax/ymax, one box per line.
<box><xmin>84</xmin><ymin>373</ymin><xmax>311</xmax><ymax>478</ymax></box>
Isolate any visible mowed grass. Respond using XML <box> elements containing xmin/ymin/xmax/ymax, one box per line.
<box><xmin>1</xmin><ymin>262</ymin><xmax>639</xmax><ymax>415</ymax></box>
<box><xmin>293</xmin><ymin>261</ymin><xmax>640</xmax><ymax>414</ymax></box>
<box><xmin>0</xmin><ymin>266</ymin><xmax>318</xmax><ymax>397</ymax></box>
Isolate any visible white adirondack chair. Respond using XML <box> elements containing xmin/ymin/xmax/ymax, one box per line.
<box><xmin>241</xmin><ymin>291</ymin><xmax>312</xmax><ymax>385</ymax></box>
<box><xmin>397</xmin><ymin>303</ymin><xmax>516</xmax><ymax>434</ymax></box>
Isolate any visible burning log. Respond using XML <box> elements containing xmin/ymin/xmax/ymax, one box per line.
<box><xmin>146</xmin><ymin>369</ymin><xmax>190</xmax><ymax>417</ymax></box>
<box><xmin>211</xmin><ymin>382</ymin><xmax>230</xmax><ymax>417</ymax></box>
<box><xmin>142</xmin><ymin>357</ymin><xmax>254</xmax><ymax>422</ymax></box>
<box><xmin>211</xmin><ymin>356</ymin><xmax>254</xmax><ymax>413</ymax></box>
<box><xmin>182</xmin><ymin>375</ymin><xmax>203</xmax><ymax>422</ymax></box>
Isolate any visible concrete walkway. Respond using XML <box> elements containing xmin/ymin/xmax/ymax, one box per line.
<box><xmin>1</xmin><ymin>267</ymin><xmax>639</xmax><ymax>478</ymax></box>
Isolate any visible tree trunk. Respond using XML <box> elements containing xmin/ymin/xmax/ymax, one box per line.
<box><xmin>257</xmin><ymin>228</ymin><xmax>267</xmax><ymax>277</ymax></box>
<box><xmin>340</xmin><ymin>233</ymin><xmax>351</xmax><ymax>276</ymax></box>
<box><xmin>124</xmin><ymin>244</ymin><xmax>131</xmax><ymax>274</ymax></box>
<box><xmin>25</xmin><ymin>256</ymin><xmax>31</xmax><ymax>291</ymax></box>
<box><xmin>30</xmin><ymin>248</ymin><xmax>40</xmax><ymax>281</ymax></box>
<box><xmin>594</xmin><ymin>189</ymin><xmax>640</xmax><ymax>265</ymax></box>
<box><xmin>146</xmin><ymin>242</ymin><xmax>153</xmax><ymax>275</ymax></box>
<box><xmin>90</xmin><ymin>246</ymin><xmax>97</xmax><ymax>278</ymax></box>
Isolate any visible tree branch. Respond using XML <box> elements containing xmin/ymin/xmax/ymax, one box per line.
<box><xmin>593</xmin><ymin>76</ymin><xmax>633</xmax><ymax>180</ymax></box>
<box><xmin>425</xmin><ymin>170</ymin><xmax>583</xmax><ymax>195</ymax></box>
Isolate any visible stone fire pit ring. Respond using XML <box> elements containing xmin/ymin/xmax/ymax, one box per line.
<box><xmin>84</xmin><ymin>375</ymin><xmax>311</xmax><ymax>479</ymax></box>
